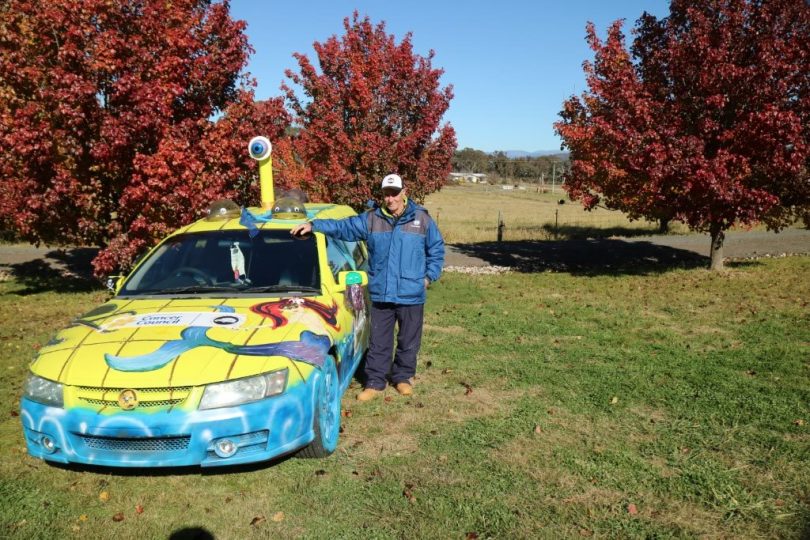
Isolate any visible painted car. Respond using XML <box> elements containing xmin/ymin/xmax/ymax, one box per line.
<box><xmin>20</xmin><ymin>198</ymin><xmax>370</xmax><ymax>467</ymax></box>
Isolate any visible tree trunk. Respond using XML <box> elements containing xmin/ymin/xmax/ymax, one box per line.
<box><xmin>709</xmin><ymin>224</ymin><xmax>725</xmax><ymax>271</ymax></box>
<box><xmin>658</xmin><ymin>218</ymin><xmax>670</xmax><ymax>234</ymax></box>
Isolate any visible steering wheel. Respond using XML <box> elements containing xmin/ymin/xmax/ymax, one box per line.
<box><xmin>174</xmin><ymin>267</ymin><xmax>214</xmax><ymax>285</ymax></box>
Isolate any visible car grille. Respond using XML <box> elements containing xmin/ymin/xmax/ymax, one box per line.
<box><xmin>75</xmin><ymin>385</ymin><xmax>192</xmax><ymax>409</ymax></box>
<box><xmin>79</xmin><ymin>435</ymin><xmax>191</xmax><ymax>452</ymax></box>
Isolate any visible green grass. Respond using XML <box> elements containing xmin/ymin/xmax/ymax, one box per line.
<box><xmin>1</xmin><ymin>258</ymin><xmax>808</xmax><ymax>539</ymax></box>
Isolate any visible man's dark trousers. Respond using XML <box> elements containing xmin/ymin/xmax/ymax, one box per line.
<box><xmin>364</xmin><ymin>302</ymin><xmax>424</xmax><ymax>390</ymax></box>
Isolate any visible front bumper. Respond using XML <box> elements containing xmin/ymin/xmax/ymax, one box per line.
<box><xmin>20</xmin><ymin>379</ymin><xmax>318</xmax><ymax>468</ymax></box>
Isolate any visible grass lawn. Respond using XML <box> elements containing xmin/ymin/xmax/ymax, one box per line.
<box><xmin>424</xmin><ymin>184</ymin><xmax>798</xmax><ymax>244</ymax></box>
<box><xmin>1</xmin><ymin>257</ymin><xmax>808</xmax><ymax>539</ymax></box>
<box><xmin>423</xmin><ymin>184</ymin><xmax>690</xmax><ymax>244</ymax></box>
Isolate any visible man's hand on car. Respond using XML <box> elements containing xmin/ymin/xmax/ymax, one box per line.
<box><xmin>290</xmin><ymin>223</ymin><xmax>313</xmax><ymax>237</ymax></box>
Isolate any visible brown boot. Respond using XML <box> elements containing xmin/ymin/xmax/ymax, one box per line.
<box><xmin>356</xmin><ymin>388</ymin><xmax>381</xmax><ymax>402</ymax></box>
<box><xmin>395</xmin><ymin>382</ymin><xmax>413</xmax><ymax>396</ymax></box>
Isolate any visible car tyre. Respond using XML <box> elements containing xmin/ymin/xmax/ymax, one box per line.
<box><xmin>298</xmin><ymin>354</ymin><xmax>340</xmax><ymax>458</ymax></box>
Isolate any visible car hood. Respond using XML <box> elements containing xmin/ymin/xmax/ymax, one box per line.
<box><xmin>30</xmin><ymin>296</ymin><xmax>340</xmax><ymax>388</ymax></box>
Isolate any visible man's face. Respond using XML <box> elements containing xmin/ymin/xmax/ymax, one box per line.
<box><xmin>382</xmin><ymin>187</ymin><xmax>406</xmax><ymax>216</ymax></box>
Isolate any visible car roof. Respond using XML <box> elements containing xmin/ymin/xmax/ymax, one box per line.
<box><xmin>167</xmin><ymin>203</ymin><xmax>359</xmax><ymax>236</ymax></box>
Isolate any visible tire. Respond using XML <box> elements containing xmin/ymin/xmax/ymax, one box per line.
<box><xmin>297</xmin><ymin>355</ymin><xmax>340</xmax><ymax>458</ymax></box>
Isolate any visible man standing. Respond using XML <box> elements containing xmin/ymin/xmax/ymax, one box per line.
<box><xmin>290</xmin><ymin>174</ymin><xmax>444</xmax><ymax>401</ymax></box>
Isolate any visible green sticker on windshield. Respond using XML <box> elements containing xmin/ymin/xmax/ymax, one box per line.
<box><xmin>345</xmin><ymin>272</ymin><xmax>362</xmax><ymax>285</ymax></box>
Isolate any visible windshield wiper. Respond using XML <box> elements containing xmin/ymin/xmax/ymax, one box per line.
<box><xmin>240</xmin><ymin>285</ymin><xmax>321</xmax><ymax>294</ymax></box>
<box><xmin>148</xmin><ymin>286</ymin><xmax>237</xmax><ymax>295</ymax></box>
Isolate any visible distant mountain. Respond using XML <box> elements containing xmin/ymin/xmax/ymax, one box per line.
<box><xmin>501</xmin><ymin>150</ymin><xmax>569</xmax><ymax>159</ymax></box>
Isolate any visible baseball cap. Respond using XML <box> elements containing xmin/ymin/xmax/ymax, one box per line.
<box><xmin>381</xmin><ymin>174</ymin><xmax>403</xmax><ymax>191</ymax></box>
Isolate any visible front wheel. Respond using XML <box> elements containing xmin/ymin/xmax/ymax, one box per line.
<box><xmin>298</xmin><ymin>355</ymin><xmax>340</xmax><ymax>458</ymax></box>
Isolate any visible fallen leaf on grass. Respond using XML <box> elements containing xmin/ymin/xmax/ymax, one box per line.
<box><xmin>466</xmin><ymin>533</ymin><xmax>479</xmax><ymax>539</ymax></box>
<box><xmin>441</xmin><ymin>368</ymin><xmax>453</xmax><ymax>374</ymax></box>
<box><xmin>745</xmin><ymin>369</ymin><xmax>756</xmax><ymax>377</ymax></box>
<box><xmin>460</xmin><ymin>382</ymin><xmax>473</xmax><ymax>395</ymax></box>
<box><xmin>250</xmin><ymin>515</ymin><xmax>266</xmax><ymax>526</ymax></box>
<box><xmin>610</xmin><ymin>396</ymin><xmax>619</xmax><ymax>405</ymax></box>
<box><xmin>271</xmin><ymin>512</ymin><xmax>285</xmax><ymax>522</ymax></box>
<box><xmin>71</xmin><ymin>525</ymin><xmax>81</xmax><ymax>532</ymax></box>
<box><xmin>78</xmin><ymin>515</ymin><xmax>88</xmax><ymax>522</ymax></box>
<box><xmin>112</xmin><ymin>512</ymin><xmax>124</xmax><ymax>522</ymax></box>
<box><xmin>681</xmin><ymin>447</ymin><xmax>691</xmax><ymax>454</ymax></box>
<box><xmin>10</xmin><ymin>410</ymin><xmax>19</xmax><ymax>417</ymax></box>
<box><xmin>99</xmin><ymin>491</ymin><xmax>110</xmax><ymax>503</ymax></box>
<box><xmin>384</xmin><ymin>396</ymin><xmax>393</xmax><ymax>403</ymax></box>
<box><xmin>342</xmin><ymin>409</ymin><xmax>352</xmax><ymax>418</ymax></box>
<box><xmin>224</xmin><ymin>496</ymin><xmax>232</xmax><ymax>503</ymax></box>
<box><xmin>135</xmin><ymin>504</ymin><xmax>144</xmax><ymax>515</ymax></box>
<box><xmin>578</xmin><ymin>528</ymin><xmax>594</xmax><ymax>537</ymax></box>
<box><xmin>533</xmin><ymin>424</ymin><xmax>543</xmax><ymax>434</ymax></box>
<box><xmin>793</xmin><ymin>419</ymin><xmax>805</xmax><ymax>426</ymax></box>
<box><xmin>403</xmin><ymin>483</ymin><xmax>416</xmax><ymax>503</ymax></box>
<box><xmin>627</xmin><ymin>503</ymin><xmax>638</xmax><ymax>515</ymax></box>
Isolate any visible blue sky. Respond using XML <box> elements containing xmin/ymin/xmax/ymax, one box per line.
<box><xmin>229</xmin><ymin>1</ymin><xmax>671</xmax><ymax>153</ymax></box>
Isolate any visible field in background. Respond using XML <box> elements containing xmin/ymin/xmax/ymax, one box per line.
<box><xmin>423</xmin><ymin>184</ymin><xmax>688</xmax><ymax>244</ymax></box>
<box><xmin>1</xmin><ymin>257</ymin><xmax>808</xmax><ymax>538</ymax></box>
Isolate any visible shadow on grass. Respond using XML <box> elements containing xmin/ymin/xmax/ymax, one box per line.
<box><xmin>169</xmin><ymin>528</ymin><xmax>215</xmax><ymax>540</ymax></box>
<box><xmin>451</xmin><ymin>238</ymin><xmax>709</xmax><ymax>275</ymax></box>
<box><xmin>46</xmin><ymin>450</ymin><xmax>297</xmax><ymax>476</ymax></box>
<box><xmin>2</xmin><ymin>247</ymin><xmax>100</xmax><ymax>294</ymax></box>
<box><xmin>532</xmin><ymin>223</ymin><xmax>669</xmax><ymax>240</ymax></box>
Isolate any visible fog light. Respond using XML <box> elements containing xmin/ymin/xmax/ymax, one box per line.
<box><xmin>41</xmin><ymin>436</ymin><xmax>56</xmax><ymax>454</ymax></box>
<box><xmin>214</xmin><ymin>438</ymin><xmax>237</xmax><ymax>458</ymax></box>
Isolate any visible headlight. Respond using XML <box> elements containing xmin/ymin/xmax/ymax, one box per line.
<box><xmin>24</xmin><ymin>374</ymin><xmax>64</xmax><ymax>408</ymax></box>
<box><xmin>199</xmin><ymin>369</ymin><xmax>288</xmax><ymax>410</ymax></box>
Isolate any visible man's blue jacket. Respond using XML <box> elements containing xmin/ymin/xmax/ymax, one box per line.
<box><xmin>311</xmin><ymin>199</ymin><xmax>444</xmax><ymax>305</ymax></box>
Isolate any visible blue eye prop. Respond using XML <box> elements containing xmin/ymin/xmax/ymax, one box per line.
<box><xmin>248</xmin><ymin>136</ymin><xmax>272</xmax><ymax>160</ymax></box>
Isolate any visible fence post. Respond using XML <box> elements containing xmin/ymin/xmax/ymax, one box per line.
<box><xmin>497</xmin><ymin>211</ymin><xmax>504</xmax><ymax>242</ymax></box>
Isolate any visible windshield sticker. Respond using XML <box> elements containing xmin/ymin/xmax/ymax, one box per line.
<box><xmin>230</xmin><ymin>242</ymin><xmax>248</xmax><ymax>282</ymax></box>
<box><xmin>102</xmin><ymin>312</ymin><xmax>246</xmax><ymax>330</ymax></box>
<box><xmin>250</xmin><ymin>298</ymin><xmax>339</xmax><ymax>330</ymax></box>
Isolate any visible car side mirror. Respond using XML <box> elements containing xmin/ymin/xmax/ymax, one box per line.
<box><xmin>334</xmin><ymin>270</ymin><xmax>367</xmax><ymax>292</ymax></box>
<box><xmin>106</xmin><ymin>275</ymin><xmax>124</xmax><ymax>295</ymax></box>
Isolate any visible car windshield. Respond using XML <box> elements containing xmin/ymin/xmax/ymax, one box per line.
<box><xmin>119</xmin><ymin>230</ymin><xmax>320</xmax><ymax>296</ymax></box>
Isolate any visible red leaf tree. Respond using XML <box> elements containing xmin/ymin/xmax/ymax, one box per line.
<box><xmin>283</xmin><ymin>13</ymin><xmax>457</xmax><ymax>208</ymax></box>
<box><xmin>0</xmin><ymin>0</ymin><xmax>289</xmax><ymax>275</ymax></box>
<box><xmin>555</xmin><ymin>0</ymin><xmax>809</xmax><ymax>270</ymax></box>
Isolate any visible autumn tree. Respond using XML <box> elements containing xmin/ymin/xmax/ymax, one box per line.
<box><xmin>0</xmin><ymin>0</ymin><xmax>289</xmax><ymax>275</ymax></box>
<box><xmin>555</xmin><ymin>0</ymin><xmax>809</xmax><ymax>270</ymax></box>
<box><xmin>283</xmin><ymin>13</ymin><xmax>456</xmax><ymax>208</ymax></box>
<box><xmin>453</xmin><ymin>147</ymin><xmax>491</xmax><ymax>173</ymax></box>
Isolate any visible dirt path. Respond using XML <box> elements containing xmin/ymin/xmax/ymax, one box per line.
<box><xmin>445</xmin><ymin>228</ymin><xmax>810</xmax><ymax>272</ymax></box>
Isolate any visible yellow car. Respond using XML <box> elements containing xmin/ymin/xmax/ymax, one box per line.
<box><xmin>20</xmin><ymin>196</ymin><xmax>370</xmax><ymax>467</ymax></box>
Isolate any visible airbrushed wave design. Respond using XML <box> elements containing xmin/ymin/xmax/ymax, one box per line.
<box><xmin>105</xmin><ymin>328</ymin><xmax>330</xmax><ymax>372</ymax></box>
<box><xmin>250</xmin><ymin>299</ymin><xmax>339</xmax><ymax>329</ymax></box>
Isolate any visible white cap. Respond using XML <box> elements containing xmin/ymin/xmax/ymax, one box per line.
<box><xmin>381</xmin><ymin>174</ymin><xmax>403</xmax><ymax>190</ymax></box>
